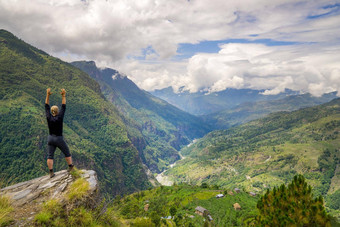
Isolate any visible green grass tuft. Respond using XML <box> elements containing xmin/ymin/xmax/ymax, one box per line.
<box><xmin>68</xmin><ymin>207</ymin><xmax>94</xmax><ymax>226</ymax></box>
<box><xmin>67</xmin><ymin>178</ymin><xmax>90</xmax><ymax>201</ymax></box>
<box><xmin>34</xmin><ymin>211</ymin><xmax>52</xmax><ymax>225</ymax></box>
<box><xmin>69</xmin><ymin>167</ymin><xmax>83</xmax><ymax>179</ymax></box>
<box><xmin>0</xmin><ymin>195</ymin><xmax>13</xmax><ymax>226</ymax></box>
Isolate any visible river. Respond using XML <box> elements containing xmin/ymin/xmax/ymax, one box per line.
<box><xmin>155</xmin><ymin>139</ymin><xmax>197</xmax><ymax>186</ymax></box>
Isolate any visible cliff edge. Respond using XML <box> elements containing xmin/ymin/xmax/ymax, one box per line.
<box><xmin>0</xmin><ymin>169</ymin><xmax>98</xmax><ymax>226</ymax></box>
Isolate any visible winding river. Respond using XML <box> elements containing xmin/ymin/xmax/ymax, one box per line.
<box><xmin>155</xmin><ymin>139</ymin><xmax>197</xmax><ymax>186</ymax></box>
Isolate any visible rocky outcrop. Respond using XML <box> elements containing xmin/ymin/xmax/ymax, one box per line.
<box><xmin>0</xmin><ymin>169</ymin><xmax>98</xmax><ymax>226</ymax></box>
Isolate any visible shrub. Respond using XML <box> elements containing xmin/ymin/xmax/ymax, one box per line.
<box><xmin>326</xmin><ymin>189</ymin><xmax>340</xmax><ymax>210</ymax></box>
<box><xmin>68</xmin><ymin>207</ymin><xmax>94</xmax><ymax>226</ymax></box>
<box><xmin>201</xmin><ymin>183</ymin><xmax>208</xmax><ymax>188</ymax></box>
<box><xmin>132</xmin><ymin>217</ymin><xmax>154</xmax><ymax>226</ymax></box>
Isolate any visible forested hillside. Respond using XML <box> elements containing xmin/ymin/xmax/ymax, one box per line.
<box><xmin>71</xmin><ymin>61</ymin><xmax>211</xmax><ymax>173</ymax></box>
<box><xmin>165</xmin><ymin>98</ymin><xmax>340</xmax><ymax>218</ymax></box>
<box><xmin>0</xmin><ymin>30</ymin><xmax>151</xmax><ymax>195</ymax></box>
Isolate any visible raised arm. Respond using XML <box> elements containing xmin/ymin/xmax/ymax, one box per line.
<box><xmin>61</xmin><ymin>89</ymin><xmax>66</xmax><ymax>104</ymax></box>
<box><xmin>45</xmin><ymin>88</ymin><xmax>52</xmax><ymax>104</ymax></box>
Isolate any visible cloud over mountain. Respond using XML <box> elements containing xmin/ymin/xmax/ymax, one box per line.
<box><xmin>0</xmin><ymin>0</ymin><xmax>339</xmax><ymax>95</ymax></box>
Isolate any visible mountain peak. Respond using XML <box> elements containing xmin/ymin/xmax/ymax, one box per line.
<box><xmin>111</xmin><ymin>72</ymin><xmax>127</xmax><ymax>80</ymax></box>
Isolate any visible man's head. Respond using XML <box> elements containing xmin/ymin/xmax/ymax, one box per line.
<box><xmin>51</xmin><ymin>105</ymin><xmax>59</xmax><ymax>116</ymax></box>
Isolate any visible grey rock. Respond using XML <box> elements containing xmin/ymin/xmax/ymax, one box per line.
<box><xmin>12</xmin><ymin>189</ymin><xmax>32</xmax><ymax>201</ymax></box>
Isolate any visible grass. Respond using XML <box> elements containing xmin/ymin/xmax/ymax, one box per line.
<box><xmin>69</xmin><ymin>167</ymin><xmax>83</xmax><ymax>179</ymax></box>
<box><xmin>67</xmin><ymin>177</ymin><xmax>90</xmax><ymax>202</ymax></box>
<box><xmin>43</xmin><ymin>199</ymin><xmax>62</xmax><ymax>216</ymax></box>
<box><xmin>0</xmin><ymin>195</ymin><xmax>13</xmax><ymax>226</ymax></box>
<box><xmin>34</xmin><ymin>199</ymin><xmax>62</xmax><ymax>226</ymax></box>
<box><xmin>34</xmin><ymin>211</ymin><xmax>53</xmax><ymax>225</ymax></box>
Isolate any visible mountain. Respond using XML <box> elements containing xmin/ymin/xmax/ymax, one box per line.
<box><xmin>151</xmin><ymin>86</ymin><xmax>300</xmax><ymax>115</ymax></box>
<box><xmin>0</xmin><ymin>30</ymin><xmax>151</xmax><ymax>195</ymax></box>
<box><xmin>71</xmin><ymin>61</ymin><xmax>211</xmax><ymax>173</ymax></box>
<box><xmin>164</xmin><ymin>98</ymin><xmax>340</xmax><ymax>218</ymax></box>
<box><xmin>202</xmin><ymin>92</ymin><xmax>338</xmax><ymax>129</ymax></box>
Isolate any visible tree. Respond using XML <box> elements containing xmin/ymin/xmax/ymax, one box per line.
<box><xmin>150</xmin><ymin>211</ymin><xmax>160</xmax><ymax>226</ymax></box>
<box><xmin>201</xmin><ymin>183</ymin><xmax>208</xmax><ymax>188</ymax></box>
<box><xmin>256</xmin><ymin>174</ymin><xmax>331</xmax><ymax>226</ymax></box>
<box><xmin>169</xmin><ymin>206</ymin><xmax>177</xmax><ymax>217</ymax></box>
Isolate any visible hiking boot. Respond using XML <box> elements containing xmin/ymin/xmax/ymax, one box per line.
<box><xmin>49</xmin><ymin>171</ymin><xmax>55</xmax><ymax>178</ymax></box>
<box><xmin>68</xmin><ymin>164</ymin><xmax>74</xmax><ymax>172</ymax></box>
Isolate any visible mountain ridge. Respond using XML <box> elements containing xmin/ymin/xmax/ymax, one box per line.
<box><xmin>202</xmin><ymin>91</ymin><xmax>338</xmax><ymax>129</ymax></box>
<box><xmin>151</xmin><ymin>86</ymin><xmax>300</xmax><ymax>115</ymax></box>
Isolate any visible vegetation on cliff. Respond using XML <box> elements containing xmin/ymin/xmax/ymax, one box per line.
<box><xmin>0</xmin><ymin>195</ymin><xmax>13</xmax><ymax>226</ymax></box>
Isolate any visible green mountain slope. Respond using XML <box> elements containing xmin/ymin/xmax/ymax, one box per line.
<box><xmin>0</xmin><ymin>30</ymin><xmax>151</xmax><ymax>195</ymax></box>
<box><xmin>164</xmin><ymin>98</ymin><xmax>340</xmax><ymax>217</ymax></box>
<box><xmin>71</xmin><ymin>61</ymin><xmax>211</xmax><ymax>173</ymax></box>
<box><xmin>202</xmin><ymin>92</ymin><xmax>337</xmax><ymax>129</ymax></box>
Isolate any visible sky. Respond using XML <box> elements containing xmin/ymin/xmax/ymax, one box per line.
<box><xmin>0</xmin><ymin>0</ymin><xmax>340</xmax><ymax>96</ymax></box>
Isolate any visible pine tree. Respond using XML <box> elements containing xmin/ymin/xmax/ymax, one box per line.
<box><xmin>256</xmin><ymin>174</ymin><xmax>331</xmax><ymax>226</ymax></box>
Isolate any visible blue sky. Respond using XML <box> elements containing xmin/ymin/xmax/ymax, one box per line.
<box><xmin>0</xmin><ymin>0</ymin><xmax>339</xmax><ymax>96</ymax></box>
<box><xmin>175</xmin><ymin>39</ymin><xmax>300</xmax><ymax>60</ymax></box>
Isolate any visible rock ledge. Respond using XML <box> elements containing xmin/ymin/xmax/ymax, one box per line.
<box><xmin>0</xmin><ymin>169</ymin><xmax>98</xmax><ymax>226</ymax></box>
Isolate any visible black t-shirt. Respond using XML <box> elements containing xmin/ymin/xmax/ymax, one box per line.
<box><xmin>45</xmin><ymin>104</ymin><xmax>66</xmax><ymax>136</ymax></box>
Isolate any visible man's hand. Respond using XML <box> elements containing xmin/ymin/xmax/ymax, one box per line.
<box><xmin>46</xmin><ymin>88</ymin><xmax>52</xmax><ymax>104</ymax></box>
<box><xmin>60</xmin><ymin>89</ymin><xmax>66</xmax><ymax>97</ymax></box>
<box><xmin>47</xmin><ymin>88</ymin><xmax>52</xmax><ymax>96</ymax></box>
<box><xmin>61</xmin><ymin>89</ymin><xmax>66</xmax><ymax>104</ymax></box>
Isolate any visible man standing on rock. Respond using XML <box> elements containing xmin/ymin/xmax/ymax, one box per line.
<box><xmin>45</xmin><ymin>88</ymin><xmax>74</xmax><ymax>178</ymax></box>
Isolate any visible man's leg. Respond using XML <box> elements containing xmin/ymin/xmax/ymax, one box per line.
<box><xmin>47</xmin><ymin>143</ymin><xmax>56</xmax><ymax>178</ymax></box>
<box><xmin>65</xmin><ymin>156</ymin><xmax>72</xmax><ymax>165</ymax></box>
<box><xmin>57</xmin><ymin>137</ymin><xmax>74</xmax><ymax>172</ymax></box>
<box><xmin>47</xmin><ymin>159</ymin><xmax>54</xmax><ymax>169</ymax></box>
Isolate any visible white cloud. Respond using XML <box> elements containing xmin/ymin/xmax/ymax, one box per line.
<box><xmin>0</xmin><ymin>0</ymin><xmax>339</xmax><ymax>95</ymax></box>
<box><xmin>123</xmin><ymin>43</ymin><xmax>340</xmax><ymax>96</ymax></box>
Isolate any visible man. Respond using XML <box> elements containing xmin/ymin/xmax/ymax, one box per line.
<box><xmin>45</xmin><ymin>88</ymin><xmax>74</xmax><ymax>178</ymax></box>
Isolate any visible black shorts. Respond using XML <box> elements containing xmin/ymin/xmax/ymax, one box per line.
<box><xmin>47</xmin><ymin>135</ymin><xmax>71</xmax><ymax>159</ymax></box>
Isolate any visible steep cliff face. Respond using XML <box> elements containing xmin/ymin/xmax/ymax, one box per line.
<box><xmin>0</xmin><ymin>169</ymin><xmax>98</xmax><ymax>226</ymax></box>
